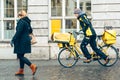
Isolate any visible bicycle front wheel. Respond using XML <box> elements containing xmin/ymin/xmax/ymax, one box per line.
<box><xmin>98</xmin><ymin>45</ymin><xmax>119</xmax><ymax>67</ymax></box>
<box><xmin>58</xmin><ymin>47</ymin><xmax>78</xmax><ymax>68</ymax></box>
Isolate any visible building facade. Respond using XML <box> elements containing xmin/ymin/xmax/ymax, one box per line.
<box><xmin>0</xmin><ymin>0</ymin><xmax>120</xmax><ymax>59</ymax></box>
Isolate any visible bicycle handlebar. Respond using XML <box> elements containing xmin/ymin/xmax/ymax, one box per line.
<box><xmin>72</xmin><ymin>31</ymin><xmax>84</xmax><ymax>39</ymax></box>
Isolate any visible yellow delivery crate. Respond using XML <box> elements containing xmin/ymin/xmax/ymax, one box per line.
<box><xmin>102</xmin><ymin>30</ymin><xmax>116</xmax><ymax>44</ymax></box>
<box><xmin>51</xmin><ymin>32</ymin><xmax>76</xmax><ymax>46</ymax></box>
<box><xmin>52</xmin><ymin>32</ymin><xmax>71</xmax><ymax>43</ymax></box>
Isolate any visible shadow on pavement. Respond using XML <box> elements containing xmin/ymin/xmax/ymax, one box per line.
<box><xmin>15</xmin><ymin>75</ymin><xmax>38</xmax><ymax>80</ymax></box>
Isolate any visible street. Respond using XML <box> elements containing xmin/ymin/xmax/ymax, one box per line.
<box><xmin>0</xmin><ymin>59</ymin><xmax>120</xmax><ymax>80</ymax></box>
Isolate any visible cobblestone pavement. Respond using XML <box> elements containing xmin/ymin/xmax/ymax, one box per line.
<box><xmin>0</xmin><ymin>59</ymin><xmax>120</xmax><ymax>80</ymax></box>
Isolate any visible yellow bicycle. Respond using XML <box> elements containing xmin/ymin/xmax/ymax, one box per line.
<box><xmin>54</xmin><ymin>31</ymin><xmax>119</xmax><ymax>68</ymax></box>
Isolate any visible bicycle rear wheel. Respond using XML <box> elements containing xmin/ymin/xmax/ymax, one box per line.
<box><xmin>98</xmin><ymin>45</ymin><xmax>119</xmax><ymax>67</ymax></box>
<box><xmin>58</xmin><ymin>47</ymin><xmax>78</xmax><ymax>68</ymax></box>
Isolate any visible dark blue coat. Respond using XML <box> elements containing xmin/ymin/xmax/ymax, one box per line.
<box><xmin>12</xmin><ymin>16</ymin><xmax>32</xmax><ymax>54</ymax></box>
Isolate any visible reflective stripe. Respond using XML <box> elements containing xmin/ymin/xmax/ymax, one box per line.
<box><xmin>80</xmin><ymin>26</ymin><xmax>82</xmax><ymax>30</ymax></box>
<box><xmin>84</xmin><ymin>15</ymin><xmax>87</xmax><ymax>19</ymax></box>
<box><xmin>84</xmin><ymin>15</ymin><xmax>88</xmax><ymax>21</ymax></box>
<box><xmin>84</xmin><ymin>23</ymin><xmax>86</xmax><ymax>26</ymax></box>
<box><xmin>79</xmin><ymin>18</ymin><xmax>83</xmax><ymax>21</ymax></box>
<box><xmin>86</xmin><ymin>28</ymin><xmax>92</xmax><ymax>36</ymax></box>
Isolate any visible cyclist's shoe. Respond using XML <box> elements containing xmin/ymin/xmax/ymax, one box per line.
<box><xmin>104</xmin><ymin>57</ymin><xmax>110</xmax><ymax>65</ymax></box>
<box><xmin>83</xmin><ymin>59</ymin><xmax>92</xmax><ymax>63</ymax></box>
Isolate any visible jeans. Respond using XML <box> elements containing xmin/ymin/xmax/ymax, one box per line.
<box><xmin>80</xmin><ymin>35</ymin><xmax>107</xmax><ymax>60</ymax></box>
<box><xmin>17</xmin><ymin>54</ymin><xmax>31</xmax><ymax>68</ymax></box>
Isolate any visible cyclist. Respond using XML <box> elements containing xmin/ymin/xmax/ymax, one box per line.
<box><xmin>74</xmin><ymin>8</ymin><xmax>109</xmax><ymax>63</ymax></box>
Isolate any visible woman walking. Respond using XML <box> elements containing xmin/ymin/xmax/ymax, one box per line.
<box><xmin>10</xmin><ymin>10</ymin><xmax>37</xmax><ymax>75</ymax></box>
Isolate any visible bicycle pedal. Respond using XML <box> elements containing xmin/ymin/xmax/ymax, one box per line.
<box><xmin>74</xmin><ymin>57</ymin><xmax>80</xmax><ymax>60</ymax></box>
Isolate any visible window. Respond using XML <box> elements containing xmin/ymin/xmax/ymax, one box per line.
<box><xmin>0</xmin><ymin>0</ymin><xmax>28</xmax><ymax>40</ymax></box>
<box><xmin>65</xmin><ymin>0</ymin><xmax>77</xmax><ymax>16</ymax></box>
<box><xmin>0</xmin><ymin>21</ymin><xmax>1</xmax><ymax>39</ymax></box>
<box><xmin>51</xmin><ymin>0</ymin><xmax>62</xmax><ymax>16</ymax></box>
<box><xmin>0</xmin><ymin>0</ymin><xmax>2</xmax><ymax>39</ymax></box>
<box><xmin>4</xmin><ymin>20</ymin><xmax>14</xmax><ymax>39</ymax></box>
<box><xmin>4</xmin><ymin>0</ymin><xmax>14</xmax><ymax>17</ymax></box>
<box><xmin>50</xmin><ymin>0</ymin><xmax>77</xmax><ymax>35</ymax></box>
<box><xmin>17</xmin><ymin>0</ymin><xmax>27</xmax><ymax>13</ymax></box>
<box><xmin>80</xmin><ymin>0</ymin><xmax>91</xmax><ymax>16</ymax></box>
<box><xmin>0</xmin><ymin>0</ymin><xmax>1</xmax><ymax>14</ymax></box>
<box><xmin>50</xmin><ymin>0</ymin><xmax>91</xmax><ymax>37</ymax></box>
<box><xmin>65</xmin><ymin>19</ymin><xmax>77</xmax><ymax>32</ymax></box>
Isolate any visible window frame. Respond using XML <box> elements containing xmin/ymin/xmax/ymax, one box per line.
<box><xmin>0</xmin><ymin>0</ymin><xmax>27</xmax><ymax>41</ymax></box>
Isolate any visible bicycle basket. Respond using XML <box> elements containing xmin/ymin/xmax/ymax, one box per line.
<box><xmin>102</xmin><ymin>30</ymin><xmax>116</xmax><ymax>44</ymax></box>
<box><xmin>51</xmin><ymin>32</ymin><xmax>70</xmax><ymax>43</ymax></box>
<box><xmin>51</xmin><ymin>32</ymin><xmax>75</xmax><ymax>46</ymax></box>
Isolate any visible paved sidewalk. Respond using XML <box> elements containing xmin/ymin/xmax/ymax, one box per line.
<box><xmin>0</xmin><ymin>59</ymin><xmax>120</xmax><ymax>80</ymax></box>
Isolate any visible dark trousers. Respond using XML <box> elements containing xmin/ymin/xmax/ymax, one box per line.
<box><xmin>80</xmin><ymin>35</ymin><xmax>107</xmax><ymax>60</ymax></box>
<box><xmin>17</xmin><ymin>54</ymin><xmax>31</xmax><ymax>69</ymax></box>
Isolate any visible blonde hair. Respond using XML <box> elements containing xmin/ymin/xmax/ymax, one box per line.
<box><xmin>18</xmin><ymin>10</ymin><xmax>27</xmax><ymax>18</ymax></box>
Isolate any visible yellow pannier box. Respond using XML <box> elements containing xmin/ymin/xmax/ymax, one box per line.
<box><xmin>52</xmin><ymin>32</ymin><xmax>70</xmax><ymax>43</ymax></box>
<box><xmin>102</xmin><ymin>30</ymin><xmax>116</xmax><ymax>44</ymax></box>
<box><xmin>52</xmin><ymin>32</ymin><xmax>75</xmax><ymax>46</ymax></box>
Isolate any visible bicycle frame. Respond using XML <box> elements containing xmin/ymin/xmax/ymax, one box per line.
<box><xmin>57</xmin><ymin>31</ymin><xmax>119</xmax><ymax>68</ymax></box>
<box><xmin>62</xmin><ymin>32</ymin><xmax>112</xmax><ymax>59</ymax></box>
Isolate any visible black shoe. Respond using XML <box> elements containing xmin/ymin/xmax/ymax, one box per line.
<box><xmin>104</xmin><ymin>57</ymin><xmax>110</xmax><ymax>65</ymax></box>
